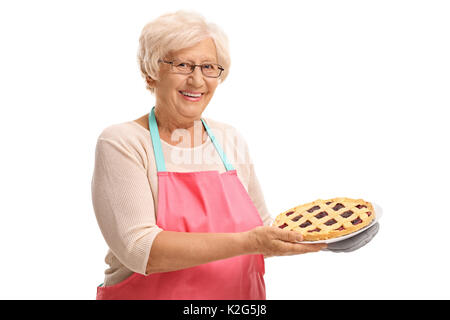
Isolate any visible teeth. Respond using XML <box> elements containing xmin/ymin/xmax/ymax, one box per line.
<box><xmin>181</xmin><ymin>91</ymin><xmax>202</xmax><ymax>98</ymax></box>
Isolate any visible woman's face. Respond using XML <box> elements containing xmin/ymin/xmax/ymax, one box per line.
<box><xmin>150</xmin><ymin>38</ymin><xmax>220</xmax><ymax>120</ymax></box>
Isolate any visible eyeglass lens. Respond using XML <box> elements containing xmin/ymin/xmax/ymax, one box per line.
<box><xmin>172</xmin><ymin>61</ymin><xmax>222</xmax><ymax>77</ymax></box>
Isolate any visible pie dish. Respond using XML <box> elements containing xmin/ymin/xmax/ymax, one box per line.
<box><xmin>272</xmin><ymin>197</ymin><xmax>376</xmax><ymax>241</ymax></box>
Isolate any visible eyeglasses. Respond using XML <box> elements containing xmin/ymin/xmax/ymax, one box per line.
<box><xmin>158</xmin><ymin>59</ymin><xmax>224</xmax><ymax>78</ymax></box>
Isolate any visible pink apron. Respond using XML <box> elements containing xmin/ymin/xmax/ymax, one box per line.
<box><xmin>96</xmin><ymin>107</ymin><xmax>266</xmax><ymax>300</ymax></box>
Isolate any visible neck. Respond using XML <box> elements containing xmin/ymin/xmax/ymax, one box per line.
<box><xmin>154</xmin><ymin>105</ymin><xmax>207</xmax><ymax>148</ymax></box>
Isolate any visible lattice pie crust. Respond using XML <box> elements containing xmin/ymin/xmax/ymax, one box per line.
<box><xmin>272</xmin><ymin>197</ymin><xmax>375</xmax><ymax>241</ymax></box>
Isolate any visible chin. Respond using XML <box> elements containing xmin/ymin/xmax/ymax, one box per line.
<box><xmin>177</xmin><ymin>104</ymin><xmax>206</xmax><ymax>117</ymax></box>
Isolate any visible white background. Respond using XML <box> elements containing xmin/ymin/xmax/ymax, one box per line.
<box><xmin>1</xmin><ymin>0</ymin><xmax>449</xmax><ymax>299</ymax></box>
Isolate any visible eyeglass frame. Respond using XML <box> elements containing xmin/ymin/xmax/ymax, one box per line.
<box><xmin>158</xmin><ymin>59</ymin><xmax>224</xmax><ymax>78</ymax></box>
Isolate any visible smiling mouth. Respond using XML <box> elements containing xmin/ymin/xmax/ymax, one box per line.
<box><xmin>179</xmin><ymin>91</ymin><xmax>204</xmax><ymax>98</ymax></box>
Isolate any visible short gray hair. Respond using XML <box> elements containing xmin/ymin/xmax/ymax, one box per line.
<box><xmin>137</xmin><ymin>10</ymin><xmax>231</xmax><ymax>94</ymax></box>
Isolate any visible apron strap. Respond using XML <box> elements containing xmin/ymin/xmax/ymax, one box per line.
<box><xmin>201</xmin><ymin>118</ymin><xmax>235</xmax><ymax>171</ymax></box>
<box><xmin>149</xmin><ymin>107</ymin><xmax>167</xmax><ymax>172</ymax></box>
<box><xmin>149</xmin><ymin>106</ymin><xmax>235</xmax><ymax>172</ymax></box>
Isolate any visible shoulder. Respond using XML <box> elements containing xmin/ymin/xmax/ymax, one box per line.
<box><xmin>95</xmin><ymin>120</ymin><xmax>151</xmax><ymax>167</ymax></box>
<box><xmin>202</xmin><ymin>116</ymin><xmax>252</xmax><ymax>165</ymax></box>
<box><xmin>202</xmin><ymin>116</ymin><xmax>248</xmax><ymax>145</ymax></box>
<box><xmin>97</xmin><ymin>120</ymin><xmax>147</xmax><ymax>142</ymax></box>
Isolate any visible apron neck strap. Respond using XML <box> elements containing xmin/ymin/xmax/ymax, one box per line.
<box><xmin>149</xmin><ymin>106</ymin><xmax>235</xmax><ymax>172</ymax></box>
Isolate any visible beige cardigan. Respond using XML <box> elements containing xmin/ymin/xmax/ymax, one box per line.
<box><xmin>91</xmin><ymin>117</ymin><xmax>273</xmax><ymax>286</ymax></box>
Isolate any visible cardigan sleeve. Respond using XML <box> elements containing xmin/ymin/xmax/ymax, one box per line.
<box><xmin>91</xmin><ymin>134</ymin><xmax>162</xmax><ymax>275</ymax></box>
<box><xmin>247</xmin><ymin>162</ymin><xmax>273</xmax><ymax>226</ymax></box>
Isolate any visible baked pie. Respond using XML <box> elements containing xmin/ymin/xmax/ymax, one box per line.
<box><xmin>272</xmin><ymin>197</ymin><xmax>375</xmax><ymax>241</ymax></box>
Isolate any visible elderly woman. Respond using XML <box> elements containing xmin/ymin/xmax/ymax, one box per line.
<box><xmin>91</xmin><ymin>11</ymin><xmax>327</xmax><ymax>300</ymax></box>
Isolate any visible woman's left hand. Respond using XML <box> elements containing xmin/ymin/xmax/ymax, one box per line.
<box><xmin>244</xmin><ymin>226</ymin><xmax>327</xmax><ymax>258</ymax></box>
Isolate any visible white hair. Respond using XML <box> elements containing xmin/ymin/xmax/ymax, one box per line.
<box><xmin>137</xmin><ymin>10</ymin><xmax>231</xmax><ymax>94</ymax></box>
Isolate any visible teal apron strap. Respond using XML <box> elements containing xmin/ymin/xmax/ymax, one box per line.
<box><xmin>201</xmin><ymin>118</ymin><xmax>235</xmax><ymax>171</ymax></box>
<box><xmin>149</xmin><ymin>106</ymin><xmax>235</xmax><ymax>172</ymax></box>
<box><xmin>149</xmin><ymin>107</ymin><xmax>166</xmax><ymax>172</ymax></box>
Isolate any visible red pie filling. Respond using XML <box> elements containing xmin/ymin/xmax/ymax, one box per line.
<box><xmin>340</xmin><ymin>210</ymin><xmax>353</xmax><ymax>218</ymax></box>
<box><xmin>285</xmin><ymin>211</ymin><xmax>295</xmax><ymax>216</ymax></box>
<box><xmin>351</xmin><ymin>217</ymin><xmax>363</xmax><ymax>225</ymax></box>
<box><xmin>279</xmin><ymin>223</ymin><xmax>288</xmax><ymax>229</ymax></box>
<box><xmin>332</xmin><ymin>203</ymin><xmax>345</xmax><ymax>211</ymax></box>
<box><xmin>314</xmin><ymin>211</ymin><xmax>328</xmax><ymax>219</ymax></box>
<box><xmin>291</xmin><ymin>215</ymin><xmax>303</xmax><ymax>222</ymax></box>
<box><xmin>307</xmin><ymin>205</ymin><xmax>321</xmax><ymax>213</ymax></box>
<box><xmin>308</xmin><ymin>228</ymin><xmax>321</xmax><ymax>233</ymax></box>
<box><xmin>299</xmin><ymin>221</ymin><xmax>312</xmax><ymax>228</ymax></box>
<box><xmin>324</xmin><ymin>218</ymin><xmax>337</xmax><ymax>226</ymax></box>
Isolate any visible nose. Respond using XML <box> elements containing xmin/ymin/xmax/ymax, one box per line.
<box><xmin>187</xmin><ymin>66</ymin><xmax>205</xmax><ymax>87</ymax></box>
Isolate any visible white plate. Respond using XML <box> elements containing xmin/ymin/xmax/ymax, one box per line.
<box><xmin>296</xmin><ymin>202</ymin><xmax>383</xmax><ymax>244</ymax></box>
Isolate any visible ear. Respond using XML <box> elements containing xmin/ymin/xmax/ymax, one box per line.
<box><xmin>146</xmin><ymin>75</ymin><xmax>156</xmax><ymax>88</ymax></box>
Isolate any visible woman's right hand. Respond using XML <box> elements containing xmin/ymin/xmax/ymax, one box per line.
<box><xmin>244</xmin><ymin>226</ymin><xmax>327</xmax><ymax>258</ymax></box>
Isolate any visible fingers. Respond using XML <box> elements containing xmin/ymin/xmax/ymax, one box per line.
<box><xmin>272</xmin><ymin>227</ymin><xmax>303</xmax><ymax>242</ymax></box>
<box><xmin>253</xmin><ymin>226</ymin><xmax>327</xmax><ymax>257</ymax></box>
<box><xmin>271</xmin><ymin>227</ymin><xmax>329</xmax><ymax>253</ymax></box>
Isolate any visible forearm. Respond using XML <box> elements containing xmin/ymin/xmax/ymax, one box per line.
<box><xmin>145</xmin><ymin>231</ymin><xmax>252</xmax><ymax>274</ymax></box>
